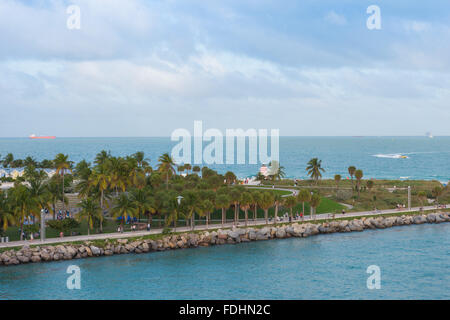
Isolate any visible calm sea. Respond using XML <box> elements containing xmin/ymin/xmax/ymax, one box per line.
<box><xmin>0</xmin><ymin>136</ymin><xmax>449</xmax><ymax>181</ymax></box>
<box><xmin>0</xmin><ymin>223</ymin><xmax>448</xmax><ymax>300</ymax></box>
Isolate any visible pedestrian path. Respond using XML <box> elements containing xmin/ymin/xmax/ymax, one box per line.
<box><xmin>0</xmin><ymin>203</ymin><xmax>445</xmax><ymax>249</ymax></box>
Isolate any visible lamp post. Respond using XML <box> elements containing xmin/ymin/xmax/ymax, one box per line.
<box><xmin>40</xmin><ymin>209</ymin><xmax>45</xmax><ymax>242</ymax></box>
<box><xmin>408</xmin><ymin>186</ymin><xmax>411</xmax><ymax>211</ymax></box>
<box><xmin>176</xmin><ymin>196</ymin><xmax>184</xmax><ymax>231</ymax></box>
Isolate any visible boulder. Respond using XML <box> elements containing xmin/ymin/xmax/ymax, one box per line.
<box><xmin>413</xmin><ymin>215</ymin><xmax>426</xmax><ymax>224</ymax></box>
<box><xmin>90</xmin><ymin>246</ymin><xmax>101</xmax><ymax>256</ymax></box>
<box><xmin>275</xmin><ymin>228</ymin><xmax>286</xmax><ymax>238</ymax></box>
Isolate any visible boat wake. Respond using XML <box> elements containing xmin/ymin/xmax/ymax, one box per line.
<box><xmin>373</xmin><ymin>154</ymin><xmax>408</xmax><ymax>159</ymax></box>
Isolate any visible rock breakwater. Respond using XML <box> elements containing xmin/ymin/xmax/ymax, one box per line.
<box><xmin>1</xmin><ymin>212</ymin><xmax>449</xmax><ymax>266</ymax></box>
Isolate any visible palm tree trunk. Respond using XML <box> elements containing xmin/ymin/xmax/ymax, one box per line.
<box><xmin>191</xmin><ymin>213</ymin><xmax>195</xmax><ymax>230</ymax></box>
<box><xmin>290</xmin><ymin>207</ymin><xmax>293</xmax><ymax>220</ymax></box>
<box><xmin>166</xmin><ymin>172</ymin><xmax>169</xmax><ymax>190</ymax></box>
<box><xmin>20</xmin><ymin>220</ymin><xmax>24</xmax><ymax>241</ymax></box>
<box><xmin>100</xmin><ymin>190</ymin><xmax>104</xmax><ymax>233</ymax></box>
<box><xmin>244</xmin><ymin>209</ymin><xmax>248</xmax><ymax>227</ymax></box>
<box><xmin>206</xmin><ymin>213</ymin><xmax>209</xmax><ymax>229</ymax></box>
<box><xmin>302</xmin><ymin>202</ymin><xmax>305</xmax><ymax>216</ymax></box>
<box><xmin>221</xmin><ymin>208</ymin><xmax>225</xmax><ymax>226</ymax></box>
<box><xmin>274</xmin><ymin>203</ymin><xmax>279</xmax><ymax>224</ymax></box>
<box><xmin>265</xmin><ymin>209</ymin><xmax>268</xmax><ymax>224</ymax></box>
<box><xmin>253</xmin><ymin>205</ymin><xmax>257</xmax><ymax>221</ymax></box>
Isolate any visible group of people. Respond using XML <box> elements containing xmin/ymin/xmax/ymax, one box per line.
<box><xmin>117</xmin><ymin>223</ymin><xmax>152</xmax><ymax>233</ymax></box>
<box><xmin>57</xmin><ymin>210</ymin><xmax>71</xmax><ymax>220</ymax></box>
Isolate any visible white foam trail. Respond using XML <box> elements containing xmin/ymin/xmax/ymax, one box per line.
<box><xmin>373</xmin><ymin>154</ymin><xmax>407</xmax><ymax>159</ymax></box>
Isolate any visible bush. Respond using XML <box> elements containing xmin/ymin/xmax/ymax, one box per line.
<box><xmin>47</xmin><ymin>218</ymin><xmax>80</xmax><ymax>234</ymax></box>
<box><xmin>162</xmin><ymin>227</ymin><xmax>172</xmax><ymax>235</ymax></box>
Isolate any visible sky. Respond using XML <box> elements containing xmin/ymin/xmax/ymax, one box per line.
<box><xmin>0</xmin><ymin>0</ymin><xmax>449</xmax><ymax>137</ymax></box>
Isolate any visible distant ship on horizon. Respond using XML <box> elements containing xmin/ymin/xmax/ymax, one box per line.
<box><xmin>426</xmin><ymin>132</ymin><xmax>433</xmax><ymax>138</ymax></box>
<box><xmin>29</xmin><ymin>134</ymin><xmax>56</xmax><ymax>139</ymax></box>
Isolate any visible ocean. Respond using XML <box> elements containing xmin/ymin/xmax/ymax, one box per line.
<box><xmin>0</xmin><ymin>136</ymin><xmax>449</xmax><ymax>181</ymax></box>
<box><xmin>1</xmin><ymin>223</ymin><xmax>448</xmax><ymax>300</ymax></box>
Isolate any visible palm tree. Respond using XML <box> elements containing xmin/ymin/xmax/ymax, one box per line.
<box><xmin>273</xmin><ymin>193</ymin><xmax>283</xmax><ymax>224</ymax></box>
<box><xmin>108</xmin><ymin>157</ymin><xmax>128</xmax><ymax>195</ymax></box>
<box><xmin>95</xmin><ymin>150</ymin><xmax>111</xmax><ymax>166</ymax></box>
<box><xmin>165</xmin><ymin>193</ymin><xmax>182</xmax><ymax>231</ymax></box>
<box><xmin>29</xmin><ymin>178</ymin><xmax>51</xmax><ymax>223</ymax></box>
<box><xmin>181</xmin><ymin>190</ymin><xmax>201</xmax><ymax>230</ymax></box>
<box><xmin>284</xmin><ymin>196</ymin><xmax>297</xmax><ymax>221</ymax></box>
<box><xmin>417</xmin><ymin>191</ymin><xmax>427</xmax><ymax>207</ymax></box>
<box><xmin>111</xmin><ymin>193</ymin><xmax>137</xmax><ymax>229</ymax></box>
<box><xmin>306</xmin><ymin>158</ymin><xmax>325</xmax><ymax>184</ymax></box>
<box><xmin>258</xmin><ymin>191</ymin><xmax>275</xmax><ymax>224</ymax></box>
<box><xmin>215</xmin><ymin>193</ymin><xmax>231</xmax><ymax>227</ymax></box>
<box><xmin>432</xmin><ymin>186</ymin><xmax>443</xmax><ymax>205</ymax></box>
<box><xmin>224</xmin><ymin>171</ymin><xmax>237</xmax><ymax>185</ymax></box>
<box><xmin>184</xmin><ymin>164</ymin><xmax>192</xmax><ymax>174</ymax></box>
<box><xmin>334</xmin><ymin>174</ymin><xmax>341</xmax><ymax>189</ymax></box>
<box><xmin>132</xmin><ymin>151</ymin><xmax>149</xmax><ymax>168</ymax></box>
<box><xmin>129</xmin><ymin>188</ymin><xmax>155</xmax><ymax>223</ymax></box>
<box><xmin>23</xmin><ymin>156</ymin><xmax>38</xmax><ymax>168</ymax></box>
<box><xmin>348</xmin><ymin>166</ymin><xmax>356</xmax><ymax>188</ymax></box>
<box><xmin>0</xmin><ymin>192</ymin><xmax>15</xmax><ymax>233</ymax></box>
<box><xmin>297</xmin><ymin>189</ymin><xmax>311</xmax><ymax>217</ymax></box>
<box><xmin>47</xmin><ymin>176</ymin><xmax>67</xmax><ymax>220</ymax></box>
<box><xmin>54</xmin><ymin>153</ymin><xmax>72</xmax><ymax>211</ymax></box>
<box><xmin>251</xmin><ymin>191</ymin><xmax>262</xmax><ymax>221</ymax></box>
<box><xmin>158</xmin><ymin>153</ymin><xmax>176</xmax><ymax>190</ymax></box>
<box><xmin>77</xmin><ymin>198</ymin><xmax>102</xmax><ymax>235</ymax></box>
<box><xmin>9</xmin><ymin>185</ymin><xmax>37</xmax><ymax>240</ymax></box>
<box><xmin>3</xmin><ymin>153</ymin><xmax>14</xmax><ymax>168</ymax></box>
<box><xmin>239</xmin><ymin>192</ymin><xmax>253</xmax><ymax>226</ymax></box>
<box><xmin>229</xmin><ymin>188</ymin><xmax>242</xmax><ymax>224</ymax></box>
<box><xmin>177</xmin><ymin>165</ymin><xmax>185</xmax><ymax>176</ymax></box>
<box><xmin>192</xmin><ymin>166</ymin><xmax>201</xmax><ymax>175</ymax></box>
<box><xmin>89</xmin><ymin>165</ymin><xmax>110</xmax><ymax>232</ymax></box>
<box><xmin>200</xmin><ymin>200</ymin><xmax>214</xmax><ymax>229</ymax></box>
<box><xmin>355</xmin><ymin>169</ymin><xmax>363</xmax><ymax>197</ymax></box>
<box><xmin>309</xmin><ymin>193</ymin><xmax>321</xmax><ymax>220</ymax></box>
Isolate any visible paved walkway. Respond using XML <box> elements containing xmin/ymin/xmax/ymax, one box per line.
<box><xmin>0</xmin><ymin>204</ymin><xmax>446</xmax><ymax>249</ymax></box>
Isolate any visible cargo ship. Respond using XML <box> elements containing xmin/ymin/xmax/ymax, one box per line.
<box><xmin>29</xmin><ymin>134</ymin><xmax>56</xmax><ymax>139</ymax></box>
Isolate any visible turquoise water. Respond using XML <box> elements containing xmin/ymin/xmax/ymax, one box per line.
<box><xmin>1</xmin><ymin>223</ymin><xmax>449</xmax><ymax>300</ymax></box>
<box><xmin>0</xmin><ymin>136</ymin><xmax>449</xmax><ymax>181</ymax></box>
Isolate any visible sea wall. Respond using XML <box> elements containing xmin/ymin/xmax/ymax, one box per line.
<box><xmin>1</xmin><ymin>212</ymin><xmax>449</xmax><ymax>266</ymax></box>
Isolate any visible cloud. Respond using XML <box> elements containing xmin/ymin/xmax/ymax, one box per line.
<box><xmin>325</xmin><ymin>11</ymin><xmax>347</xmax><ymax>26</ymax></box>
<box><xmin>0</xmin><ymin>0</ymin><xmax>450</xmax><ymax>137</ymax></box>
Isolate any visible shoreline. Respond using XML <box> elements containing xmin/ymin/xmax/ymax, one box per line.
<box><xmin>1</xmin><ymin>211</ymin><xmax>449</xmax><ymax>267</ymax></box>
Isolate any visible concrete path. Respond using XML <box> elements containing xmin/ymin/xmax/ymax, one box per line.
<box><xmin>0</xmin><ymin>204</ymin><xmax>446</xmax><ymax>249</ymax></box>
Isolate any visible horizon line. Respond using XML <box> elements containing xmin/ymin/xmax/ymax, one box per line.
<box><xmin>0</xmin><ymin>135</ymin><xmax>448</xmax><ymax>139</ymax></box>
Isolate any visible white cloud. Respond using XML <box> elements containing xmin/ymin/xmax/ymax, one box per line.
<box><xmin>325</xmin><ymin>11</ymin><xmax>347</xmax><ymax>26</ymax></box>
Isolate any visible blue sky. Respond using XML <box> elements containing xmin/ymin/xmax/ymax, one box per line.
<box><xmin>0</xmin><ymin>0</ymin><xmax>449</xmax><ymax>137</ymax></box>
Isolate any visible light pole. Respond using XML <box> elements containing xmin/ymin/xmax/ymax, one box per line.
<box><xmin>176</xmin><ymin>195</ymin><xmax>184</xmax><ymax>231</ymax></box>
<box><xmin>408</xmin><ymin>186</ymin><xmax>411</xmax><ymax>211</ymax></box>
<box><xmin>40</xmin><ymin>209</ymin><xmax>45</xmax><ymax>242</ymax></box>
